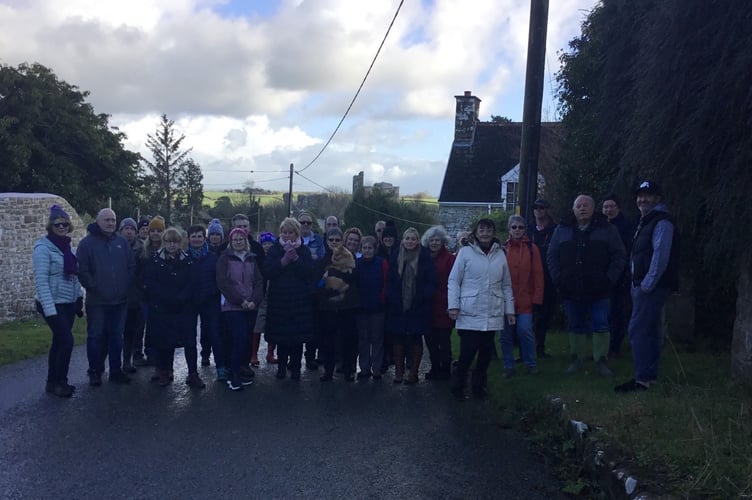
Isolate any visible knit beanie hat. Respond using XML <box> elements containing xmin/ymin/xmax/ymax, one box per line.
<box><xmin>228</xmin><ymin>227</ymin><xmax>248</xmax><ymax>243</ymax></box>
<box><xmin>148</xmin><ymin>216</ymin><xmax>166</xmax><ymax>232</ymax></box>
<box><xmin>259</xmin><ymin>232</ymin><xmax>275</xmax><ymax>245</ymax></box>
<box><xmin>381</xmin><ymin>225</ymin><xmax>398</xmax><ymax>239</ymax></box>
<box><xmin>119</xmin><ymin>217</ymin><xmax>137</xmax><ymax>232</ymax></box>
<box><xmin>49</xmin><ymin>204</ymin><xmax>70</xmax><ymax>222</ymax></box>
<box><xmin>138</xmin><ymin>219</ymin><xmax>150</xmax><ymax>230</ymax></box>
<box><xmin>207</xmin><ymin>218</ymin><xmax>224</xmax><ymax>238</ymax></box>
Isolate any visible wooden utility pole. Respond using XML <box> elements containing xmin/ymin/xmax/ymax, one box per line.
<box><xmin>517</xmin><ymin>0</ymin><xmax>549</xmax><ymax>222</ymax></box>
<box><xmin>287</xmin><ymin>163</ymin><xmax>294</xmax><ymax>216</ymax></box>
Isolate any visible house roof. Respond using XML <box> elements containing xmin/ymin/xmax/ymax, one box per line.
<box><xmin>438</xmin><ymin>122</ymin><xmax>563</xmax><ymax>203</ymax></box>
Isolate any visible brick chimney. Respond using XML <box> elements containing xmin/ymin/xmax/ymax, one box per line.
<box><xmin>454</xmin><ymin>90</ymin><xmax>481</xmax><ymax>145</ymax></box>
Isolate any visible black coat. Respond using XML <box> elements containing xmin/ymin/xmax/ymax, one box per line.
<box><xmin>143</xmin><ymin>250</ymin><xmax>194</xmax><ymax>349</ymax></box>
<box><xmin>385</xmin><ymin>246</ymin><xmax>437</xmax><ymax>335</ymax></box>
<box><xmin>262</xmin><ymin>242</ymin><xmax>317</xmax><ymax>346</ymax></box>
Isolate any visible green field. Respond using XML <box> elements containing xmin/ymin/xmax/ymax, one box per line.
<box><xmin>203</xmin><ymin>191</ymin><xmax>287</xmax><ymax>207</ymax></box>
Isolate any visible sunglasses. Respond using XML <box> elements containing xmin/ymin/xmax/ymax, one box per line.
<box><xmin>53</xmin><ymin>222</ymin><xmax>70</xmax><ymax>228</ymax></box>
<box><xmin>299</xmin><ymin>220</ymin><xmax>312</xmax><ymax>225</ymax></box>
<box><xmin>328</xmin><ymin>238</ymin><xmax>342</xmax><ymax>242</ymax></box>
<box><xmin>510</xmin><ymin>225</ymin><xmax>526</xmax><ymax>230</ymax></box>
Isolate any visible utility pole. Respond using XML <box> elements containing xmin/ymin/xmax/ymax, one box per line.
<box><xmin>517</xmin><ymin>0</ymin><xmax>549</xmax><ymax>223</ymax></box>
<box><xmin>287</xmin><ymin>163</ymin><xmax>294</xmax><ymax>216</ymax></box>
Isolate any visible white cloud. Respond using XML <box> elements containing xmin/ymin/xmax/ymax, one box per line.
<box><xmin>0</xmin><ymin>0</ymin><xmax>598</xmax><ymax>196</ymax></box>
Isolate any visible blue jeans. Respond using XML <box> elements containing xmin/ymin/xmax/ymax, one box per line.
<box><xmin>500</xmin><ymin>313</ymin><xmax>536</xmax><ymax>369</ymax></box>
<box><xmin>562</xmin><ymin>298</ymin><xmax>610</xmax><ymax>334</ymax></box>
<box><xmin>86</xmin><ymin>303</ymin><xmax>127</xmax><ymax>374</ymax></box>
<box><xmin>629</xmin><ymin>286</ymin><xmax>670</xmax><ymax>382</ymax></box>
<box><xmin>223</xmin><ymin>310</ymin><xmax>257</xmax><ymax>378</ymax></box>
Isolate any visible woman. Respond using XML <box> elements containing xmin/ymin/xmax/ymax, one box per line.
<box><xmin>316</xmin><ymin>227</ymin><xmax>360</xmax><ymax>382</ymax></box>
<box><xmin>262</xmin><ymin>218</ymin><xmax>316</xmax><ymax>380</ymax></box>
<box><xmin>343</xmin><ymin>227</ymin><xmax>363</xmax><ymax>259</ymax></box>
<box><xmin>33</xmin><ymin>205</ymin><xmax>83</xmax><ymax>398</ymax></box>
<box><xmin>138</xmin><ymin>215</ymin><xmax>166</xmax><ymax>365</ymax></box>
<box><xmin>500</xmin><ymin>215</ymin><xmax>544</xmax><ymax>377</ymax></box>
<box><xmin>355</xmin><ymin>236</ymin><xmax>388</xmax><ymax>379</ymax></box>
<box><xmin>187</xmin><ymin>224</ymin><xmax>225</xmax><ymax>380</ymax></box>
<box><xmin>422</xmin><ymin>225</ymin><xmax>456</xmax><ymax>381</ymax></box>
<box><xmin>378</xmin><ymin>225</ymin><xmax>398</xmax><ymax>260</ymax></box>
<box><xmin>252</xmin><ymin>231</ymin><xmax>277</xmax><ymax>366</ymax></box>
<box><xmin>216</xmin><ymin>227</ymin><xmax>264</xmax><ymax>391</ymax></box>
<box><xmin>386</xmin><ymin>227</ymin><xmax>436</xmax><ymax>384</ymax></box>
<box><xmin>448</xmin><ymin>218</ymin><xmax>515</xmax><ymax>399</ymax></box>
<box><xmin>144</xmin><ymin>228</ymin><xmax>204</xmax><ymax>388</ymax></box>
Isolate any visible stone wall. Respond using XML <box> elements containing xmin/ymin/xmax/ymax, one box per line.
<box><xmin>439</xmin><ymin>204</ymin><xmax>501</xmax><ymax>249</ymax></box>
<box><xmin>0</xmin><ymin>193</ymin><xmax>85</xmax><ymax>324</ymax></box>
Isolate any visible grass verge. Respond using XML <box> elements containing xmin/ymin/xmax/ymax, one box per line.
<box><xmin>484</xmin><ymin>331</ymin><xmax>752</xmax><ymax>498</ymax></box>
<box><xmin>0</xmin><ymin>318</ymin><xmax>86</xmax><ymax>366</ymax></box>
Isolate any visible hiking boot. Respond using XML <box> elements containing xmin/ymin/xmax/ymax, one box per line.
<box><xmin>157</xmin><ymin>371</ymin><xmax>172</xmax><ymax>387</ymax></box>
<box><xmin>109</xmin><ymin>371</ymin><xmax>132</xmax><ymax>384</ymax></box>
<box><xmin>276</xmin><ymin>365</ymin><xmax>287</xmax><ymax>379</ymax></box>
<box><xmin>305</xmin><ymin>359</ymin><xmax>318</xmax><ymax>370</ymax></box>
<box><xmin>357</xmin><ymin>371</ymin><xmax>371</xmax><ymax>380</ymax></box>
<box><xmin>186</xmin><ymin>372</ymin><xmax>206</xmax><ymax>389</ymax></box>
<box><xmin>565</xmin><ymin>358</ymin><xmax>583</xmax><ymax>374</ymax></box>
<box><xmin>46</xmin><ymin>380</ymin><xmax>76</xmax><ymax>393</ymax></box>
<box><xmin>132</xmin><ymin>356</ymin><xmax>147</xmax><ymax>367</ymax></box>
<box><xmin>240</xmin><ymin>374</ymin><xmax>255</xmax><ymax>386</ymax></box>
<box><xmin>51</xmin><ymin>383</ymin><xmax>74</xmax><ymax>398</ymax></box>
<box><xmin>527</xmin><ymin>366</ymin><xmax>541</xmax><ymax>375</ymax></box>
<box><xmin>89</xmin><ymin>371</ymin><xmax>102</xmax><ymax>386</ymax></box>
<box><xmin>319</xmin><ymin>372</ymin><xmax>333</xmax><ymax>382</ymax></box>
<box><xmin>201</xmin><ymin>357</ymin><xmax>211</xmax><ymax>367</ymax></box>
<box><xmin>614</xmin><ymin>379</ymin><xmax>649</xmax><ymax>393</ymax></box>
<box><xmin>239</xmin><ymin>366</ymin><xmax>255</xmax><ymax>379</ymax></box>
<box><xmin>290</xmin><ymin>369</ymin><xmax>301</xmax><ymax>380</ymax></box>
<box><xmin>595</xmin><ymin>358</ymin><xmax>613</xmax><ymax>377</ymax></box>
<box><xmin>216</xmin><ymin>367</ymin><xmax>229</xmax><ymax>382</ymax></box>
<box><xmin>123</xmin><ymin>363</ymin><xmax>137</xmax><ymax>374</ymax></box>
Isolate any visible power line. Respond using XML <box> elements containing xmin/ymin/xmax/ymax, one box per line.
<box><xmin>294</xmin><ymin>170</ymin><xmax>433</xmax><ymax>228</ymax></box>
<box><xmin>296</xmin><ymin>0</ymin><xmax>405</xmax><ymax>174</ymax></box>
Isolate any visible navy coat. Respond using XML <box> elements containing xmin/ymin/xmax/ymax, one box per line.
<box><xmin>386</xmin><ymin>246</ymin><xmax>437</xmax><ymax>335</ymax></box>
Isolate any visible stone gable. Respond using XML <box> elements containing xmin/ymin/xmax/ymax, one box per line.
<box><xmin>0</xmin><ymin>193</ymin><xmax>86</xmax><ymax>323</ymax></box>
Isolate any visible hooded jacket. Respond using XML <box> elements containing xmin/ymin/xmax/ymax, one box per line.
<box><xmin>447</xmin><ymin>240</ymin><xmax>515</xmax><ymax>332</ymax></box>
<box><xmin>503</xmin><ymin>235</ymin><xmax>544</xmax><ymax>314</ymax></box>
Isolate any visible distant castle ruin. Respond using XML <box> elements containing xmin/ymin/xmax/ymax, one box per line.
<box><xmin>352</xmin><ymin>171</ymin><xmax>399</xmax><ymax>199</ymax></box>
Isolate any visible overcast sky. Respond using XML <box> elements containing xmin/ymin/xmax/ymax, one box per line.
<box><xmin>0</xmin><ymin>0</ymin><xmax>597</xmax><ymax>196</ymax></box>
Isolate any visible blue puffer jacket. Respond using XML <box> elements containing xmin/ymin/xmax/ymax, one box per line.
<box><xmin>76</xmin><ymin>223</ymin><xmax>135</xmax><ymax>305</ymax></box>
<box><xmin>33</xmin><ymin>236</ymin><xmax>82</xmax><ymax>317</ymax></box>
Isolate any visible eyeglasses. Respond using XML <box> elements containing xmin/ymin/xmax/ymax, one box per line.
<box><xmin>299</xmin><ymin>220</ymin><xmax>312</xmax><ymax>225</ymax></box>
<box><xmin>53</xmin><ymin>222</ymin><xmax>70</xmax><ymax>228</ymax></box>
<box><xmin>510</xmin><ymin>225</ymin><xmax>525</xmax><ymax>230</ymax></box>
<box><xmin>328</xmin><ymin>238</ymin><xmax>342</xmax><ymax>242</ymax></box>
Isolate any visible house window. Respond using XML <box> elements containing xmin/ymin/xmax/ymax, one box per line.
<box><xmin>505</xmin><ymin>182</ymin><xmax>518</xmax><ymax>212</ymax></box>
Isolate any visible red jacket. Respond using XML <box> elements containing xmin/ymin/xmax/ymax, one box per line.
<box><xmin>430</xmin><ymin>246</ymin><xmax>456</xmax><ymax>329</ymax></box>
<box><xmin>503</xmin><ymin>236</ymin><xmax>544</xmax><ymax>314</ymax></box>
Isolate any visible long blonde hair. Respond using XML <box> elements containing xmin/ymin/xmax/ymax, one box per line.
<box><xmin>396</xmin><ymin>227</ymin><xmax>420</xmax><ymax>277</ymax></box>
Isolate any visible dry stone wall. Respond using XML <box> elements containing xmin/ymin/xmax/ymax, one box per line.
<box><xmin>439</xmin><ymin>205</ymin><xmax>498</xmax><ymax>249</ymax></box>
<box><xmin>0</xmin><ymin>193</ymin><xmax>86</xmax><ymax>323</ymax></box>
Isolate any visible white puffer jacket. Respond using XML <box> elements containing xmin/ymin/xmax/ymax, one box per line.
<box><xmin>447</xmin><ymin>241</ymin><xmax>515</xmax><ymax>332</ymax></box>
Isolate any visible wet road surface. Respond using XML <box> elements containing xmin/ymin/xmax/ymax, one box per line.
<box><xmin>0</xmin><ymin>345</ymin><xmax>564</xmax><ymax>499</ymax></box>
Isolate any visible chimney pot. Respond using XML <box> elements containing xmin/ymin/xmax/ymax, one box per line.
<box><xmin>464</xmin><ymin>90</ymin><xmax>472</xmax><ymax>96</ymax></box>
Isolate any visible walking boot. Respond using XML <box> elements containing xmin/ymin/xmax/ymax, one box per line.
<box><xmin>266</xmin><ymin>341</ymin><xmax>278</xmax><ymax>364</ymax></box>
<box><xmin>592</xmin><ymin>331</ymin><xmax>613</xmax><ymax>376</ymax></box>
<box><xmin>566</xmin><ymin>333</ymin><xmax>588</xmax><ymax>374</ymax></box>
<box><xmin>405</xmin><ymin>344</ymin><xmax>423</xmax><ymax>385</ymax></box>
<box><xmin>393</xmin><ymin>344</ymin><xmax>405</xmax><ymax>384</ymax></box>
<box><xmin>186</xmin><ymin>372</ymin><xmax>206</xmax><ymax>389</ymax></box>
<box><xmin>451</xmin><ymin>371</ymin><xmax>467</xmax><ymax>401</ymax></box>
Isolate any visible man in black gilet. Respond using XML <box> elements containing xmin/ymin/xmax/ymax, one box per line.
<box><xmin>615</xmin><ymin>181</ymin><xmax>679</xmax><ymax>392</ymax></box>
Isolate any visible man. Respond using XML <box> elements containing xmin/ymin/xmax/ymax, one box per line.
<box><xmin>374</xmin><ymin>220</ymin><xmax>386</xmax><ymax>243</ymax></box>
<box><xmin>615</xmin><ymin>181</ymin><xmax>679</xmax><ymax>392</ymax></box>
<box><xmin>118</xmin><ymin>218</ymin><xmax>145</xmax><ymax>373</ymax></box>
<box><xmin>298</xmin><ymin>211</ymin><xmax>325</xmax><ymax>260</ymax></box>
<box><xmin>547</xmin><ymin>195</ymin><xmax>626</xmax><ymax>376</ymax></box>
<box><xmin>530</xmin><ymin>198</ymin><xmax>557</xmax><ymax>358</ymax></box>
<box><xmin>602</xmin><ymin>194</ymin><xmax>634</xmax><ymax>357</ymax></box>
<box><xmin>325</xmin><ymin>216</ymin><xmax>339</xmax><ymax>232</ymax></box>
<box><xmin>77</xmin><ymin>208</ymin><xmax>136</xmax><ymax>385</ymax></box>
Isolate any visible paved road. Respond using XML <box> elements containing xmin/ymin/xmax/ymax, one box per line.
<box><xmin>0</xmin><ymin>345</ymin><xmax>564</xmax><ymax>499</ymax></box>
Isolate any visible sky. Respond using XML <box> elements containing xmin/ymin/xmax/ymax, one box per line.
<box><xmin>0</xmin><ymin>0</ymin><xmax>598</xmax><ymax>197</ymax></box>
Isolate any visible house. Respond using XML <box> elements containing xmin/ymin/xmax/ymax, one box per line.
<box><xmin>438</xmin><ymin>91</ymin><xmax>562</xmax><ymax>242</ymax></box>
<box><xmin>352</xmin><ymin>171</ymin><xmax>400</xmax><ymax>199</ymax></box>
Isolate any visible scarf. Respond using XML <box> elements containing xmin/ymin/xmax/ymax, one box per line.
<box><xmin>188</xmin><ymin>242</ymin><xmax>208</xmax><ymax>260</ymax></box>
<box><xmin>47</xmin><ymin>232</ymin><xmax>77</xmax><ymax>277</ymax></box>
<box><xmin>399</xmin><ymin>247</ymin><xmax>419</xmax><ymax>312</ymax></box>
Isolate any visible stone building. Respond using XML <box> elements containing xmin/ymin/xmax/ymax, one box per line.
<box><xmin>352</xmin><ymin>171</ymin><xmax>399</xmax><ymax>199</ymax></box>
<box><xmin>438</xmin><ymin>91</ymin><xmax>562</xmax><ymax>245</ymax></box>
<box><xmin>0</xmin><ymin>193</ymin><xmax>85</xmax><ymax>324</ymax></box>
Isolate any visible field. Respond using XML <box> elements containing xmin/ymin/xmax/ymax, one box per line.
<box><xmin>203</xmin><ymin>190</ymin><xmax>438</xmax><ymax>208</ymax></box>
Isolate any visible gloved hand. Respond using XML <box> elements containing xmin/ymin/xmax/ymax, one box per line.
<box><xmin>75</xmin><ymin>297</ymin><xmax>84</xmax><ymax>318</ymax></box>
<box><xmin>281</xmin><ymin>248</ymin><xmax>297</xmax><ymax>266</ymax></box>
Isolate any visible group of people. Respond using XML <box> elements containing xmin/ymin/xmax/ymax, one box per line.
<box><xmin>32</xmin><ymin>179</ymin><xmax>678</xmax><ymax>399</ymax></box>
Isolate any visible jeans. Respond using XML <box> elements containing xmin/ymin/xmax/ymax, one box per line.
<box><xmin>629</xmin><ymin>286</ymin><xmax>670</xmax><ymax>382</ymax></box>
<box><xmin>85</xmin><ymin>303</ymin><xmax>127</xmax><ymax>374</ymax></box>
<box><xmin>37</xmin><ymin>301</ymin><xmax>76</xmax><ymax>384</ymax></box>
<box><xmin>562</xmin><ymin>298</ymin><xmax>610</xmax><ymax>335</ymax></box>
<box><xmin>223</xmin><ymin>310</ymin><xmax>257</xmax><ymax>379</ymax></box>
<box><xmin>500</xmin><ymin>313</ymin><xmax>536</xmax><ymax>369</ymax></box>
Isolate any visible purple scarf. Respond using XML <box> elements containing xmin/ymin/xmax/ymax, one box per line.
<box><xmin>47</xmin><ymin>232</ymin><xmax>78</xmax><ymax>277</ymax></box>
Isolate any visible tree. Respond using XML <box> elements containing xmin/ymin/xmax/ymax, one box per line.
<box><xmin>142</xmin><ymin>114</ymin><xmax>192</xmax><ymax>225</ymax></box>
<box><xmin>344</xmin><ymin>190</ymin><xmax>437</xmax><ymax>236</ymax></box>
<box><xmin>173</xmin><ymin>158</ymin><xmax>204</xmax><ymax>227</ymax></box>
<box><xmin>490</xmin><ymin>115</ymin><xmax>513</xmax><ymax>123</ymax></box>
<box><xmin>0</xmin><ymin>62</ymin><xmax>141</xmax><ymax>216</ymax></box>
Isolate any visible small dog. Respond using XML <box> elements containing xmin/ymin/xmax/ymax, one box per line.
<box><xmin>324</xmin><ymin>246</ymin><xmax>355</xmax><ymax>293</ymax></box>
